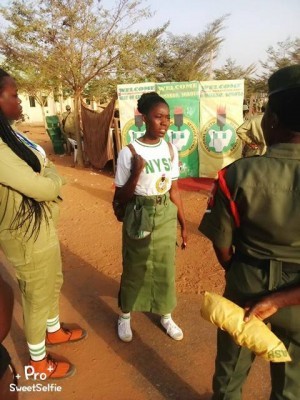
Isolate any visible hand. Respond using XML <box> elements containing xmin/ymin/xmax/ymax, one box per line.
<box><xmin>244</xmin><ymin>295</ymin><xmax>279</xmax><ymax>322</ymax></box>
<box><xmin>131</xmin><ymin>154</ymin><xmax>146</xmax><ymax>176</ymax></box>
<box><xmin>248</xmin><ymin>143</ymin><xmax>259</xmax><ymax>149</ymax></box>
<box><xmin>180</xmin><ymin>226</ymin><xmax>187</xmax><ymax>250</ymax></box>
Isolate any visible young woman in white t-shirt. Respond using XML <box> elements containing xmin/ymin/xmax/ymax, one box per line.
<box><xmin>114</xmin><ymin>92</ymin><xmax>187</xmax><ymax>342</ymax></box>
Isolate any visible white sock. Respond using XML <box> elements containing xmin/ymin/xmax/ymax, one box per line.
<box><xmin>121</xmin><ymin>312</ymin><xmax>131</xmax><ymax>320</ymax></box>
<box><xmin>28</xmin><ymin>340</ymin><xmax>46</xmax><ymax>361</ymax></box>
<box><xmin>46</xmin><ymin>315</ymin><xmax>61</xmax><ymax>333</ymax></box>
<box><xmin>161</xmin><ymin>314</ymin><xmax>172</xmax><ymax>321</ymax></box>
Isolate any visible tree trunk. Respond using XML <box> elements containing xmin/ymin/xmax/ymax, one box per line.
<box><xmin>74</xmin><ymin>90</ymin><xmax>84</xmax><ymax>167</ymax></box>
<box><xmin>59</xmin><ymin>83</ymin><xmax>64</xmax><ymax>114</ymax></box>
<box><xmin>40</xmin><ymin>103</ymin><xmax>47</xmax><ymax>130</ymax></box>
<box><xmin>249</xmin><ymin>94</ymin><xmax>255</xmax><ymax>117</ymax></box>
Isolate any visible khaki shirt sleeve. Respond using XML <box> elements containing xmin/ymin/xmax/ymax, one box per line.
<box><xmin>199</xmin><ymin>184</ymin><xmax>235</xmax><ymax>248</ymax></box>
<box><xmin>236</xmin><ymin>120</ymin><xmax>253</xmax><ymax>145</ymax></box>
<box><xmin>44</xmin><ymin>158</ymin><xmax>67</xmax><ymax>185</ymax></box>
<box><xmin>0</xmin><ymin>142</ymin><xmax>63</xmax><ymax>202</ymax></box>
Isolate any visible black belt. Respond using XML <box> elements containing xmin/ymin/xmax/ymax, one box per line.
<box><xmin>235</xmin><ymin>252</ymin><xmax>300</xmax><ymax>272</ymax></box>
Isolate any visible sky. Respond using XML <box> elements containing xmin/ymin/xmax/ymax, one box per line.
<box><xmin>0</xmin><ymin>0</ymin><xmax>299</xmax><ymax>73</ymax></box>
<box><xmin>129</xmin><ymin>0</ymin><xmax>300</xmax><ymax>72</ymax></box>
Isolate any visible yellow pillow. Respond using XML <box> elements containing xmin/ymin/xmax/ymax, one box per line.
<box><xmin>201</xmin><ymin>291</ymin><xmax>291</xmax><ymax>363</ymax></box>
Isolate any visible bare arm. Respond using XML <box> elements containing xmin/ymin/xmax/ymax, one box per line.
<box><xmin>169</xmin><ymin>180</ymin><xmax>187</xmax><ymax>249</ymax></box>
<box><xmin>114</xmin><ymin>154</ymin><xmax>146</xmax><ymax>204</ymax></box>
<box><xmin>213</xmin><ymin>245</ymin><xmax>233</xmax><ymax>270</ymax></box>
<box><xmin>236</xmin><ymin>120</ymin><xmax>252</xmax><ymax>145</ymax></box>
<box><xmin>244</xmin><ymin>285</ymin><xmax>300</xmax><ymax>322</ymax></box>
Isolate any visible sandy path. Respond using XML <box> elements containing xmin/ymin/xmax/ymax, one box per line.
<box><xmin>1</xmin><ymin>126</ymin><xmax>270</xmax><ymax>399</ymax></box>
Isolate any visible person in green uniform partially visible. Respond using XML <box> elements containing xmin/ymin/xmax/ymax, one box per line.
<box><xmin>199</xmin><ymin>64</ymin><xmax>300</xmax><ymax>400</ymax></box>
<box><xmin>114</xmin><ymin>92</ymin><xmax>187</xmax><ymax>343</ymax></box>
<box><xmin>61</xmin><ymin>105</ymin><xmax>76</xmax><ymax>140</ymax></box>
<box><xmin>236</xmin><ymin>105</ymin><xmax>267</xmax><ymax>157</ymax></box>
<box><xmin>0</xmin><ymin>69</ymin><xmax>87</xmax><ymax>380</ymax></box>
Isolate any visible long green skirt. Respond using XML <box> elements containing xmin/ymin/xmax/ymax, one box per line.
<box><xmin>119</xmin><ymin>193</ymin><xmax>178</xmax><ymax>314</ymax></box>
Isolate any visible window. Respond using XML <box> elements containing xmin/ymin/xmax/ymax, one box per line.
<box><xmin>42</xmin><ymin>96</ymin><xmax>48</xmax><ymax>107</ymax></box>
<box><xmin>29</xmin><ymin>96</ymin><xmax>36</xmax><ymax>107</ymax></box>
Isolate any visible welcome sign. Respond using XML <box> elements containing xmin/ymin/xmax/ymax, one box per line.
<box><xmin>117</xmin><ymin>82</ymin><xmax>156</xmax><ymax>145</ymax></box>
<box><xmin>199</xmin><ymin>80</ymin><xmax>243</xmax><ymax>177</ymax></box>
<box><xmin>156</xmin><ymin>82</ymin><xmax>199</xmax><ymax>178</ymax></box>
<box><xmin>117</xmin><ymin>80</ymin><xmax>244</xmax><ymax>178</ymax></box>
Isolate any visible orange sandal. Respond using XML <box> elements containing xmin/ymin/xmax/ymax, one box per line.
<box><xmin>46</xmin><ymin>323</ymin><xmax>87</xmax><ymax>346</ymax></box>
<box><xmin>29</xmin><ymin>355</ymin><xmax>76</xmax><ymax>380</ymax></box>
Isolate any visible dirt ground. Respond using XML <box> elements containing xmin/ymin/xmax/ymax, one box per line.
<box><xmin>1</xmin><ymin>125</ymin><xmax>270</xmax><ymax>400</ymax></box>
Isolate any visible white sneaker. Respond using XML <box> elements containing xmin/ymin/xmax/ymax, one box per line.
<box><xmin>160</xmin><ymin>317</ymin><xmax>183</xmax><ymax>341</ymax></box>
<box><xmin>118</xmin><ymin>317</ymin><xmax>132</xmax><ymax>342</ymax></box>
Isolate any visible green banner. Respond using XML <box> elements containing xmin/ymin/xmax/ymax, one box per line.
<box><xmin>117</xmin><ymin>80</ymin><xmax>244</xmax><ymax>178</ymax></box>
<box><xmin>117</xmin><ymin>82</ymin><xmax>156</xmax><ymax>146</ymax></box>
<box><xmin>199</xmin><ymin>80</ymin><xmax>244</xmax><ymax>177</ymax></box>
<box><xmin>156</xmin><ymin>82</ymin><xmax>200</xmax><ymax>178</ymax></box>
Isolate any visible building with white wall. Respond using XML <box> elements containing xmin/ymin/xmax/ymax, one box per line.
<box><xmin>19</xmin><ymin>92</ymin><xmax>100</xmax><ymax>125</ymax></box>
<box><xmin>19</xmin><ymin>92</ymin><xmax>73</xmax><ymax>125</ymax></box>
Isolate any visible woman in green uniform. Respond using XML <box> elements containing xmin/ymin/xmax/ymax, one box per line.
<box><xmin>0</xmin><ymin>69</ymin><xmax>86</xmax><ymax>379</ymax></box>
<box><xmin>199</xmin><ymin>65</ymin><xmax>300</xmax><ymax>400</ymax></box>
<box><xmin>114</xmin><ymin>92</ymin><xmax>187</xmax><ymax>342</ymax></box>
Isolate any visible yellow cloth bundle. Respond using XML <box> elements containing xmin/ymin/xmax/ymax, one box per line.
<box><xmin>201</xmin><ymin>291</ymin><xmax>291</xmax><ymax>363</ymax></box>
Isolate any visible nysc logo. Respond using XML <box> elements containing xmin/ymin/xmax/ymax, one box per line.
<box><xmin>200</xmin><ymin>106</ymin><xmax>241</xmax><ymax>158</ymax></box>
<box><xmin>155</xmin><ymin>174</ymin><xmax>169</xmax><ymax>194</ymax></box>
<box><xmin>122</xmin><ymin>109</ymin><xmax>146</xmax><ymax>144</ymax></box>
<box><xmin>122</xmin><ymin>107</ymin><xmax>198</xmax><ymax>158</ymax></box>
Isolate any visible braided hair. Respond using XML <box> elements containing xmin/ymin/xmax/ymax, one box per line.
<box><xmin>0</xmin><ymin>69</ymin><xmax>49</xmax><ymax>239</ymax></box>
<box><xmin>137</xmin><ymin>92</ymin><xmax>168</xmax><ymax>115</ymax></box>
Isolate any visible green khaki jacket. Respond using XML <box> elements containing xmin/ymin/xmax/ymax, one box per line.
<box><xmin>62</xmin><ymin>111</ymin><xmax>76</xmax><ymax>139</ymax></box>
<box><xmin>199</xmin><ymin>143</ymin><xmax>300</xmax><ymax>262</ymax></box>
<box><xmin>0</xmin><ymin>137</ymin><xmax>64</xmax><ymax>244</ymax></box>
<box><xmin>237</xmin><ymin>114</ymin><xmax>267</xmax><ymax>157</ymax></box>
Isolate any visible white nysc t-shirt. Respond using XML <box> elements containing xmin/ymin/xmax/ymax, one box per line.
<box><xmin>115</xmin><ymin>139</ymin><xmax>179</xmax><ymax>196</ymax></box>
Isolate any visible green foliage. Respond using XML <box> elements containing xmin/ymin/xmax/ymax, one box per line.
<box><xmin>213</xmin><ymin>37</ymin><xmax>299</xmax><ymax>97</ymax></box>
<box><xmin>214</xmin><ymin>58</ymin><xmax>256</xmax><ymax>80</ymax></box>
<box><xmin>255</xmin><ymin>37</ymin><xmax>300</xmax><ymax>93</ymax></box>
<box><xmin>214</xmin><ymin>58</ymin><xmax>256</xmax><ymax>97</ymax></box>
<box><xmin>260</xmin><ymin>37</ymin><xmax>300</xmax><ymax>74</ymax></box>
<box><xmin>0</xmin><ymin>0</ymin><xmax>163</xmax><ymax>165</ymax></box>
<box><xmin>155</xmin><ymin>16</ymin><xmax>228</xmax><ymax>82</ymax></box>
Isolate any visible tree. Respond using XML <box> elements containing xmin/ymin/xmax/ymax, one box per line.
<box><xmin>214</xmin><ymin>58</ymin><xmax>256</xmax><ymax>97</ymax></box>
<box><xmin>214</xmin><ymin>58</ymin><xmax>256</xmax><ymax>80</ymax></box>
<box><xmin>256</xmin><ymin>37</ymin><xmax>300</xmax><ymax>92</ymax></box>
<box><xmin>155</xmin><ymin>16</ymin><xmax>228</xmax><ymax>82</ymax></box>
<box><xmin>83</xmin><ymin>24</ymin><xmax>169</xmax><ymax>103</ymax></box>
<box><xmin>261</xmin><ymin>37</ymin><xmax>300</xmax><ymax>73</ymax></box>
<box><xmin>0</xmin><ymin>0</ymin><xmax>165</xmax><ymax>166</ymax></box>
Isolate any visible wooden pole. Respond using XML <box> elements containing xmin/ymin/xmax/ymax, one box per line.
<box><xmin>113</xmin><ymin>117</ymin><xmax>122</xmax><ymax>154</ymax></box>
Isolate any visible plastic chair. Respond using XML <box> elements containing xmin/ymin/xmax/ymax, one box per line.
<box><xmin>46</xmin><ymin>115</ymin><xmax>61</xmax><ymax>129</ymax></box>
<box><xmin>45</xmin><ymin>115</ymin><xmax>66</xmax><ymax>155</ymax></box>
<box><xmin>46</xmin><ymin>128</ymin><xmax>65</xmax><ymax>154</ymax></box>
<box><xmin>68</xmin><ymin>138</ymin><xmax>78</xmax><ymax>163</ymax></box>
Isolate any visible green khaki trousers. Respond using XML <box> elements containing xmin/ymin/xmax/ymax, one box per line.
<box><xmin>213</xmin><ymin>254</ymin><xmax>300</xmax><ymax>400</ymax></box>
<box><xmin>0</xmin><ymin>218</ymin><xmax>63</xmax><ymax>345</ymax></box>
